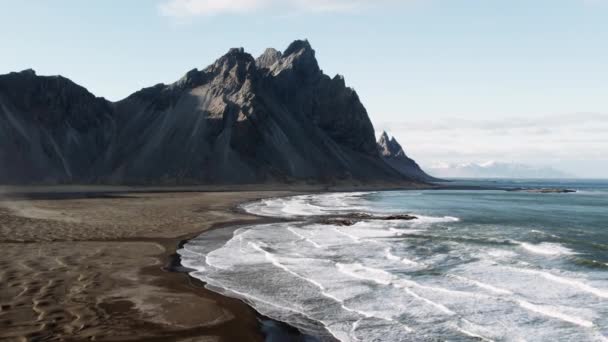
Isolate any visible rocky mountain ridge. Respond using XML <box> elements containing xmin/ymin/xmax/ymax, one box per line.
<box><xmin>0</xmin><ymin>40</ymin><xmax>433</xmax><ymax>185</ymax></box>
<box><xmin>377</xmin><ymin>131</ymin><xmax>439</xmax><ymax>182</ymax></box>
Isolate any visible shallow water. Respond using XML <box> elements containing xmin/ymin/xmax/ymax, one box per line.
<box><xmin>180</xmin><ymin>179</ymin><xmax>608</xmax><ymax>341</ymax></box>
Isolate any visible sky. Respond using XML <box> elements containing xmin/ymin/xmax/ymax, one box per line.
<box><xmin>1</xmin><ymin>0</ymin><xmax>607</xmax><ymax>177</ymax></box>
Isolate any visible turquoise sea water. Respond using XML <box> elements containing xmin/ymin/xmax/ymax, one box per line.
<box><xmin>180</xmin><ymin>179</ymin><xmax>608</xmax><ymax>341</ymax></box>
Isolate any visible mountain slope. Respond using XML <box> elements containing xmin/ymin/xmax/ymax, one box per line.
<box><xmin>0</xmin><ymin>69</ymin><xmax>116</xmax><ymax>183</ymax></box>
<box><xmin>377</xmin><ymin>131</ymin><xmax>439</xmax><ymax>182</ymax></box>
<box><xmin>0</xmin><ymin>40</ymin><xmax>418</xmax><ymax>185</ymax></box>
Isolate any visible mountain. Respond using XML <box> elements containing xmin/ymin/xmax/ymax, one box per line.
<box><xmin>377</xmin><ymin>132</ymin><xmax>440</xmax><ymax>182</ymax></box>
<box><xmin>428</xmin><ymin>161</ymin><xmax>573</xmax><ymax>179</ymax></box>
<box><xmin>0</xmin><ymin>40</ymin><xmax>420</xmax><ymax>185</ymax></box>
<box><xmin>0</xmin><ymin>69</ymin><xmax>116</xmax><ymax>183</ymax></box>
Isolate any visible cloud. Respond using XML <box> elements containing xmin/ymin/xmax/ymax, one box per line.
<box><xmin>158</xmin><ymin>0</ymin><xmax>380</xmax><ymax>17</ymax></box>
<box><xmin>159</xmin><ymin>0</ymin><xmax>268</xmax><ymax>17</ymax></box>
<box><xmin>375</xmin><ymin>113</ymin><xmax>608</xmax><ymax>177</ymax></box>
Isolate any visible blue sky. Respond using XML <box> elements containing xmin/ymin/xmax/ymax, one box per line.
<box><xmin>1</xmin><ymin>0</ymin><xmax>607</xmax><ymax>177</ymax></box>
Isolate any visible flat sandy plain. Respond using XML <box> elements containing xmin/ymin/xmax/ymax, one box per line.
<box><xmin>0</xmin><ymin>185</ymin><xmax>308</xmax><ymax>342</ymax></box>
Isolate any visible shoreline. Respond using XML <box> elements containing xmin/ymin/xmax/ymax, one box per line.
<box><xmin>0</xmin><ymin>188</ymin><xmax>314</xmax><ymax>341</ymax></box>
<box><xmin>0</xmin><ymin>184</ymin><xmax>427</xmax><ymax>341</ymax></box>
<box><xmin>174</xmin><ymin>190</ymin><xmax>429</xmax><ymax>341</ymax></box>
<box><xmin>170</xmin><ymin>196</ymin><xmax>329</xmax><ymax>342</ymax></box>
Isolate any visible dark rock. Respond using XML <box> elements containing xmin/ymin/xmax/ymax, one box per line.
<box><xmin>507</xmin><ymin>188</ymin><xmax>577</xmax><ymax>193</ymax></box>
<box><xmin>317</xmin><ymin>213</ymin><xmax>417</xmax><ymax>226</ymax></box>
<box><xmin>255</xmin><ymin>48</ymin><xmax>282</xmax><ymax>69</ymax></box>
<box><xmin>0</xmin><ymin>69</ymin><xmax>115</xmax><ymax>183</ymax></box>
<box><xmin>344</xmin><ymin>212</ymin><xmax>374</xmax><ymax>220</ymax></box>
<box><xmin>319</xmin><ymin>218</ymin><xmax>357</xmax><ymax>226</ymax></box>
<box><xmin>378</xmin><ymin>131</ymin><xmax>440</xmax><ymax>182</ymax></box>
<box><xmin>382</xmin><ymin>214</ymin><xmax>417</xmax><ymax>220</ymax></box>
<box><xmin>0</xmin><ymin>40</ymin><xmax>423</xmax><ymax>185</ymax></box>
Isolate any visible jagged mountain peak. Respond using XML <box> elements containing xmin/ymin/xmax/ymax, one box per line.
<box><xmin>166</xmin><ymin>47</ymin><xmax>258</xmax><ymax>93</ymax></box>
<box><xmin>284</xmin><ymin>39</ymin><xmax>313</xmax><ymax>56</ymax></box>
<box><xmin>378</xmin><ymin>131</ymin><xmax>406</xmax><ymax>158</ymax></box>
<box><xmin>377</xmin><ymin>132</ymin><xmax>438</xmax><ymax>182</ymax></box>
<box><xmin>209</xmin><ymin>47</ymin><xmax>256</xmax><ymax>74</ymax></box>
<box><xmin>379</xmin><ymin>131</ymin><xmax>390</xmax><ymax>143</ymax></box>
<box><xmin>256</xmin><ymin>48</ymin><xmax>282</xmax><ymax>69</ymax></box>
<box><xmin>270</xmin><ymin>39</ymin><xmax>320</xmax><ymax>77</ymax></box>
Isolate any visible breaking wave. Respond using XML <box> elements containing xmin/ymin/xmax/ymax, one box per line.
<box><xmin>181</xmin><ymin>190</ymin><xmax>608</xmax><ymax>341</ymax></box>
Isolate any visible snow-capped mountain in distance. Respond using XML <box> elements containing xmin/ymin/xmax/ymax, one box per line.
<box><xmin>428</xmin><ymin>161</ymin><xmax>574</xmax><ymax>179</ymax></box>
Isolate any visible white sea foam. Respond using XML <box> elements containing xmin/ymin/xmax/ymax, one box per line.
<box><xmin>448</xmin><ymin>274</ymin><xmax>513</xmax><ymax>295</ymax></box>
<box><xmin>486</xmin><ymin>249</ymin><xmax>519</xmax><ymax>259</ymax></box>
<box><xmin>507</xmin><ymin>266</ymin><xmax>608</xmax><ymax>299</ymax></box>
<box><xmin>251</xmin><ymin>243</ymin><xmax>404</xmax><ymax>329</ymax></box>
<box><xmin>530</xmin><ymin>230</ymin><xmax>561</xmax><ymax>239</ymax></box>
<box><xmin>455</xmin><ymin>323</ymin><xmax>495</xmax><ymax>342</ymax></box>
<box><xmin>411</xmin><ymin>215</ymin><xmax>461</xmax><ymax>224</ymax></box>
<box><xmin>336</xmin><ymin>263</ymin><xmax>456</xmax><ymax>315</ymax></box>
<box><xmin>519</xmin><ymin>242</ymin><xmax>577</xmax><ymax>256</ymax></box>
<box><xmin>388</xmin><ymin>227</ymin><xmax>425</xmax><ymax>235</ymax></box>
<box><xmin>242</xmin><ymin>192</ymin><xmax>373</xmax><ymax>218</ymax></box>
<box><xmin>332</xmin><ymin>227</ymin><xmax>361</xmax><ymax>243</ymax></box>
<box><xmin>384</xmin><ymin>248</ymin><xmax>419</xmax><ymax>266</ymax></box>
<box><xmin>516</xmin><ymin>300</ymin><xmax>594</xmax><ymax>328</ymax></box>
<box><xmin>183</xmin><ymin>190</ymin><xmax>608</xmax><ymax>341</ymax></box>
<box><xmin>393</xmin><ymin>283</ymin><xmax>455</xmax><ymax>315</ymax></box>
<box><xmin>336</xmin><ymin>263</ymin><xmax>393</xmax><ymax>285</ymax></box>
<box><xmin>287</xmin><ymin>226</ymin><xmax>322</xmax><ymax>248</ymax></box>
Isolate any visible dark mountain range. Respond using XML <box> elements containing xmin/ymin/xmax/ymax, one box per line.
<box><xmin>0</xmin><ymin>40</ymin><xmax>431</xmax><ymax>185</ymax></box>
<box><xmin>377</xmin><ymin>131</ymin><xmax>439</xmax><ymax>182</ymax></box>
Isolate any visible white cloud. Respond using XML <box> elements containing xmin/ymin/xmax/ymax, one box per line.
<box><xmin>376</xmin><ymin>113</ymin><xmax>608</xmax><ymax>178</ymax></box>
<box><xmin>159</xmin><ymin>0</ymin><xmax>268</xmax><ymax>17</ymax></box>
<box><xmin>158</xmin><ymin>0</ymin><xmax>381</xmax><ymax>17</ymax></box>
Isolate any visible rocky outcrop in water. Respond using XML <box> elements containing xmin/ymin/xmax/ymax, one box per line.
<box><xmin>318</xmin><ymin>213</ymin><xmax>418</xmax><ymax>226</ymax></box>
<box><xmin>0</xmin><ymin>40</ymin><xmax>423</xmax><ymax>185</ymax></box>
<box><xmin>377</xmin><ymin>131</ymin><xmax>439</xmax><ymax>182</ymax></box>
<box><xmin>507</xmin><ymin>188</ymin><xmax>577</xmax><ymax>193</ymax></box>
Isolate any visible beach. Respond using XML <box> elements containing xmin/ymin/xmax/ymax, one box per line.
<box><xmin>1</xmin><ymin>181</ymin><xmax>606</xmax><ymax>341</ymax></box>
<box><xmin>0</xmin><ymin>182</ymin><xmax>417</xmax><ymax>342</ymax></box>
<box><xmin>0</xmin><ymin>187</ymin><xmax>305</xmax><ymax>341</ymax></box>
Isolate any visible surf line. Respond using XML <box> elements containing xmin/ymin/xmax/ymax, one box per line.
<box><xmin>249</xmin><ymin>242</ymin><xmax>415</xmax><ymax>333</ymax></box>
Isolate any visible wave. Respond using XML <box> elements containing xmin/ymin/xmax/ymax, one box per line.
<box><xmin>336</xmin><ymin>263</ymin><xmax>457</xmax><ymax>315</ymax></box>
<box><xmin>183</xmin><ymin>190</ymin><xmax>608</xmax><ymax>341</ymax></box>
<box><xmin>332</xmin><ymin>227</ymin><xmax>362</xmax><ymax>243</ymax></box>
<box><xmin>287</xmin><ymin>226</ymin><xmax>322</xmax><ymax>248</ymax></box>
<box><xmin>384</xmin><ymin>248</ymin><xmax>420</xmax><ymax>266</ymax></box>
<box><xmin>448</xmin><ymin>274</ymin><xmax>513</xmax><ymax>295</ymax></box>
<box><xmin>518</xmin><ymin>242</ymin><xmax>577</xmax><ymax>256</ymax></box>
<box><xmin>393</xmin><ymin>283</ymin><xmax>455</xmax><ymax>315</ymax></box>
<box><xmin>506</xmin><ymin>266</ymin><xmax>608</xmax><ymax>299</ymax></box>
<box><xmin>529</xmin><ymin>229</ymin><xmax>561</xmax><ymax>239</ymax></box>
<box><xmin>242</xmin><ymin>192</ymin><xmax>374</xmax><ymax>218</ymax></box>
<box><xmin>250</xmin><ymin>243</ymin><xmax>407</xmax><ymax>323</ymax></box>
<box><xmin>413</xmin><ymin>215</ymin><xmax>461</xmax><ymax>224</ymax></box>
<box><xmin>454</xmin><ymin>321</ymin><xmax>495</xmax><ymax>342</ymax></box>
<box><xmin>336</xmin><ymin>263</ymin><xmax>393</xmax><ymax>285</ymax></box>
<box><xmin>516</xmin><ymin>300</ymin><xmax>594</xmax><ymax>328</ymax></box>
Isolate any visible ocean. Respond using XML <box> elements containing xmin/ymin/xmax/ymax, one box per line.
<box><xmin>179</xmin><ymin>179</ymin><xmax>608</xmax><ymax>341</ymax></box>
